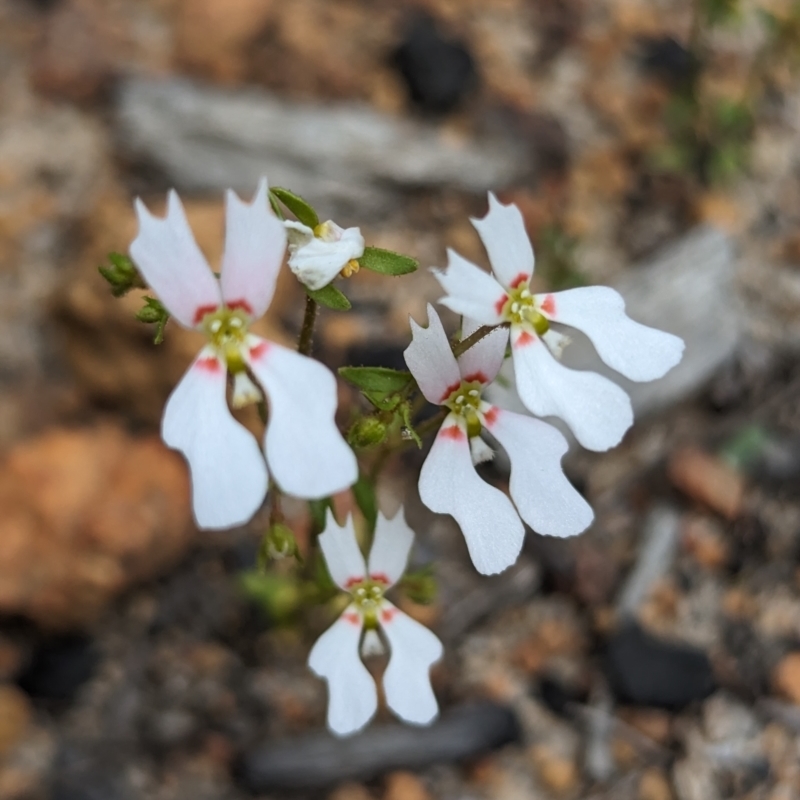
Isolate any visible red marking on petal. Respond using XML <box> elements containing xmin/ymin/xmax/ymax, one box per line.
<box><xmin>482</xmin><ymin>406</ymin><xmax>499</xmax><ymax>426</ymax></box>
<box><xmin>509</xmin><ymin>273</ymin><xmax>529</xmax><ymax>289</ymax></box>
<box><xmin>515</xmin><ymin>331</ymin><xmax>535</xmax><ymax>348</ymax></box>
<box><xmin>463</xmin><ymin>371</ymin><xmax>488</xmax><ymax>385</ymax></box>
<box><xmin>440</xmin><ymin>425</ymin><xmax>465</xmax><ymax>441</ymax></box>
<box><xmin>344</xmin><ymin>576</ymin><xmax>365</xmax><ymax>589</ymax></box>
<box><xmin>227</xmin><ymin>299</ymin><xmax>254</xmax><ymax>315</ymax></box>
<box><xmin>248</xmin><ymin>341</ymin><xmax>270</xmax><ymax>360</ymax></box>
<box><xmin>369</xmin><ymin>572</ymin><xmax>391</xmax><ymax>586</ymax></box>
<box><xmin>438</xmin><ymin>380</ymin><xmax>462</xmax><ymax>404</ymax></box>
<box><xmin>196</xmin><ymin>356</ymin><xmax>222</xmax><ymax>373</ymax></box>
<box><xmin>381</xmin><ymin>608</ymin><xmax>397</xmax><ymax>624</ymax></box>
<box><xmin>494</xmin><ymin>294</ymin><xmax>509</xmax><ymax>316</ymax></box>
<box><xmin>343</xmin><ymin>612</ymin><xmax>361</xmax><ymax>625</ymax></box>
<box><xmin>193</xmin><ymin>303</ymin><xmax>220</xmax><ymax>325</ymax></box>
<box><xmin>540</xmin><ymin>294</ymin><xmax>555</xmax><ymax>315</ymax></box>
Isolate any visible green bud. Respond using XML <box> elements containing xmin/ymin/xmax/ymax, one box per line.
<box><xmin>348</xmin><ymin>416</ymin><xmax>387</xmax><ymax>448</ymax></box>
<box><xmin>259</xmin><ymin>523</ymin><xmax>301</xmax><ymax>565</ymax></box>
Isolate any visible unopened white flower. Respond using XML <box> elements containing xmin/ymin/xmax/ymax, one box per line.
<box><xmin>129</xmin><ymin>179</ymin><xmax>358</xmax><ymax>530</ymax></box>
<box><xmin>404</xmin><ymin>305</ymin><xmax>593</xmax><ymax>576</ymax></box>
<box><xmin>433</xmin><ymin>193</ymin><xmax>685</xmax><ymax>452</ymax></box>
<box><xmin>285</xmin><ymin>219</ymin><xmax>365</xmax><ymax>290</ymax></box>
<box><xmin>309</xmin><ymin>509</ymin><xmax>443</xmax><ymax>737</ymax></box>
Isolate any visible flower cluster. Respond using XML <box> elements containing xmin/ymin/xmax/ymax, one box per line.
<box><xmin>119</xmin><ymin>179</ymin><xmax>684</xmax><ymax>738</ymax></box>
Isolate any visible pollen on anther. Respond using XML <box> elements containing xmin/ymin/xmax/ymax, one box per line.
<box><xmin>455</xmin><ymin>396</ymin><xmax>465</xmax><ymax>404</ymax></box>
<box><xmin>511</xmin><ymin>302</ymin><xmax>520</xmax><ymax>314</ymax></box>
<box><xmin>468</xmin><ymin>389</ymin><xmax>479</xmax><ymax>397</ymax></box>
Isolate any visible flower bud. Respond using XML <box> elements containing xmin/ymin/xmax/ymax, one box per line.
<box><xmin>348</xmin><ymin>416</ymin><xmax>387</xmax><ymax>448</ymax></box>
<box><xmin>259</xmin><ymin>523</ymin><xmax>300</xmax><ymax>565</ymax></box>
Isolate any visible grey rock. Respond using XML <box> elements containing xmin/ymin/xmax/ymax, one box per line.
<box><xmin>240</xmin><ymin>702</ymin><xmax>520</xmax><ymax>791</ymax></box>
<box><xmin>115</xmin><ymin>77</ymin><xmax>530</xmax><ymax>218</ymax></box>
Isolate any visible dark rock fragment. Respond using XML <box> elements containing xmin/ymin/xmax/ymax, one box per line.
<box><xmin>18</xmin><ymin>634</ymin><xmax>98</xmax><ymax>703</ymax></box>
<box><xmin>604</xmin><ymin>623</ymin><xmax>715</xmax><ymax>710</ymax></box>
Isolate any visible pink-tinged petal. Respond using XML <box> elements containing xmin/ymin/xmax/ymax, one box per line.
<box><xmin>220</xmin><ymin>178</ymin><xmax>286</xmax><ymax>320</ymax></box>
<box><xmin>246</xmin><ymin>337</ymin><xmax>358</xmax><ymax>498</ymax></box>
<box><xmin>129</xmin><ymin>192</ymin><xmax>221</xmax><ymax>328</ymax></box>
<box><xmin>404</xmin><ymin>304</ymin><xmax>461</xmax><ymax>405</ymax></box>
<box><xmin>162</xmin><ymin>348</ymin><xmax>267</xmax><ymax>529</ymax></box>
<box><xmin>318</xmin><ymin>510</ymin><xmax>366</xmax><ymax>591</ymax></box>
<box><xmin>418</xmin><ymin>418</ymin><xmax>524</xmax><ymax>575</ymax></box>
<box><xmin>433</xmin><ymin>249</ymin><xmax>507</xmax><ymax>326</ymax></box>
<box><xmin>511</xmin><ymin>327</ymin><xmax>633</xmax><ymax>452</ymax></box>
<box><xmin>540</xmin><ymin>286</ymin><xmax>685</xmax><ymax>382</ymax></box>
<box><xmin>366</xmin><ymin>509</ymin><xmax>414</xmax><ymax>589</ymax></box>
<box><xmin>471</xmin><ymin>192</ymin><xmax>535</xmax><ymax>289</ymax></box>
<box><xmin>380</xmin><ymin>602</ymin><xmax>443</xmax><ymax>726</ymax></box>
<box><xmin>308</xmin><ymin>607</ymin><xmax>376</xmax><ymax>737</ymax></box>
<box><xmin>287</xmin><ymin>222</ymin><xmax>365</xmax><ymax>291</ymax></box>
<box><xmin>457</xmin><ymin>316</ymin><xmax>509</xmax><ymax>385</ymax></box>
<box><xmin>486</xmin><ymin>407</ymin><xmax>593</xmax><ymax>537</ymax></box>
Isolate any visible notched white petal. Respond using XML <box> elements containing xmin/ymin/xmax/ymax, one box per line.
<box><xmin>317</xmin><ymin>510</ymin><xmax>366</xmax><ymax>591</ymax></box>
<box><xmin>367</xmin><ymin>509</ymin><xmax>414</xmax><ymax>588</ymax></box>
<box><xmin>457</xmin><ymin>316</ymin><xmax>508</xmax><ymax>386</ymax></box>
<box><xmin>433</xmin><ymin>249</ymin><xmax>506</xmax><ymax>327</ymax></box>
<box><xmin>404</xmin><ymin>304</ymin><xmax>461</xmax><ymax>405</ymax></box>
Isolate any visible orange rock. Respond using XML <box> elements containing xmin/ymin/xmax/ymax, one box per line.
<box><xmin>0</xmin><ymin>426</ymin><xmax>192</xmax><ymax>629</ymax></box>
<box><xmin>772</xmin><ymin>652</ymin><xmax>800</xmax><ymax>704</ymax></box>
<box><xmin>0</xmin><ymin>685</ymin><xmax>32</xmax><ymax>756</ymax></box>
<box><xmin>693</xmin><ymin>193</ymin><xmax>743</xmax><ymax>234</ymax></box>
<box><xmin>668</xmin><ymin>447</ymin><xmax>745</xmax><ymax>520</ymax></box>
<box><xmin>530</xmin><ymin>745</ymin><xmax>580</xmax><ymax>795</ymax></box>
<box><xmin>618</xmin><ymin>707</ymin><xmax>673</xmax><ymax>745</ymax></box>
<box><xmin>639</xmin><ymin>767</ymin><xmax>674</xmax><ymax>800</ymax></box>
<box><xmin>383</xmin><ymin>771</ymin><xmax>432</xmax><ymax>800</ymax></box>
<box><xmin>681</xmin><ymin>515</ymin><xmax>730</xmax><ymax>570</ymax></box>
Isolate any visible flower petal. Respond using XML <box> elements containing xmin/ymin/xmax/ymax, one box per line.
<box><xmin>418</xmin><ymin>418</ymin><xmax>524</xmax><ymax>575</ymax></box>
<box><xmin>162</xmin><ymin>348</ymin><xmax>267</xmax><ymax>529</ymax></box>
<box><xmin>318</xmin><ymin>510</ymin><xmax>366</xmax><ymax>590</ymax></box>
<box><xmin>129</xmin><ymin>191</ymin><xmax>221</xmax><ymax>328</ymax></box>
<box><xmin>457</xmin><ymin>316</ymin><xmax>509</xmax><ymax>385</ymax></box>
<box><xmin>284</xmin><ymin>220</ymin><xmax>314</xmax><ymax>248</ymax></box>
<box><xmin>220</xmin><ymin>178</ymin><xmax>286</xmax><ymax>320</ymax></box>
<box><xmin>511</xmin><ymin>327</ymin><xmax>633</xmax><ymax>452</ymax></box>
<box><xmin>287</xmin><ymin>224</ymin><xmax>365</xmax><ymax>290</ymax></box>
<box><xmin>246</xmin><ymin>337</ymin><xmax>358</xmax><ymax>498</ymax></box>
<box><xmin>471</xmin><ymin>192</ymin><xmax>535</xmax><ymax>289</ymax></box>
<box><xmin>308</xmin><ymin>607</ymin><xmax>377</xmax><ymax>737</ymax></box>
<box><xmin>367</xmin><ymin>509</ymin><xmax>414</xmax><ymax>588</ymax></box>
<box><xmin>541</xmin><ymin>286</ymin><xmax>685</xmax><ymax>382</ymax></box>
<box><xmin>485</xmin><ymin>407</ymin><xmax>594</xmax><ymax>537</ymax></box>
<box><xmin>404</xmin><ymin>304</ymin><xmax>461</xmax><ymax>405</ymax></box>
<box><xmin>434</xmin><ymin>249</ymin><xmax>507</xmax><ymax>326</ymax></box>
<box><xmin>380</xmin><ymin>603</ymin><xmax>443</xmax><ymax>726</ymax></box>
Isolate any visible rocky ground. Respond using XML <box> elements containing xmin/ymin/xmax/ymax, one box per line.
<box><xmin>1</xmin><ymin>0</ymin><xmax>800</xmax><ymax>798</ymax></box>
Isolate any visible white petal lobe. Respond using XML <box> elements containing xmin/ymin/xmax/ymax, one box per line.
<box><xmin>220</xmin><ymin>178</ymin><xmax>286</xmax><ymax>320</ymax></box>
<box><xmin>381</xmin><ymin>603</ymin><xmax>443</xmax><ymax>726</ymax></box>
<box><xmin>471</xmin><ymin>192</ymin><xmax>535</xmax><ymax>288</ymax></box>
<box><xmin>434</xmin><ymin>249</ymin><xmax>507</xmax><ymax>326</ymax></box>
<box><xmin>418</xmin><ymin>420</ymin><xmax>524</xmax><ymax>575</ymax></box>
<box><xmin>287</xmin><ymin>224</ymin><xmax>365</xmax><ymax>290</ymax></box>
<box><xmin>162</xmin><ymin>348</ymin><xmax>267</xmax><ymax>529</ymax></box>
<box><xmin>247</xmin><ymin>338</ymin><xmax>358</xmax><ymax>498</ymax></box>
<box><xmin>404</xmin><ymin>304</ymin><xmax>461</xmax><ymax>405</ymax></box>
<box><xmin>511</xmin><ymin>328</ymin><xmax>634</xmax><ymax>452</ymax></box>
<box><xmin>129</xmin><ymin>192</ymin><xmax>221</xmax><ymax>328</ymax></box>
<box><xmin>543</xmin><ymin>286</ymin><xmax>685</xmax><ymax>382</ymax></box>
<box><xmin>309</xmin><ymin>609</ymin><xmax>377</xmax><ymax>737</ymax></box>
<box><xmin>367</xmin><ymin>510</ymin><xmax>414</xmax><ymax>588</ymax></box>
<box><xmin>457</xmin><ymin>316</ymin><xmax>508</xmax><ymax>385</ymax></box>
<box><xmin>318</xmin><ymin>511</ymin><xmax>366</xmax><ymax>590</ymax></box>
<box><xmin>487</xmin><ymin>408</ymin><xmax>593</xmax><ymax>537</ymax></box>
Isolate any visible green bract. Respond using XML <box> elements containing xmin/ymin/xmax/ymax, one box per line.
<box><xmin>270</xmin><ymin>187</ymin><xmax>320</xmax><ymax>229</ymax></box>
<box><xmin>358</xmin><ymin>246</ymin><xmax>418</xmax><ymax>276</ymax></box>
<box><xmin>305</xmin><ymin>283</ymin><xmax>351</xmax><ymax>310</ymax></box>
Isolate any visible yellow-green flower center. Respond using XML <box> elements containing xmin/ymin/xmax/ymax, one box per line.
<box><xmin>201</xmin><ymin>307</ymin><xmax>250</xmax><ymax>373</ymax></box>
<box><xmin>499</xmin><ymin>285</ymin><xmax>550</xmax><ymax>335</ymax></box>
<box><xmin>349</xmin><ymin>578</ymin><xmax>385</xmax><ymax>630</ymax></box>
<box><xmin>444</xmin><ymin>380</ymin><xmax>484</xmax><ymax>437</ymax></box>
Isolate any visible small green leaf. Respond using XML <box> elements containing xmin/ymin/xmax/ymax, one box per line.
<box><xmin>99</xmin><ymin>252</ymin><xmax>143</xmax><ymax>297</ymax></box>
<box><xmin>400</xmin><ymin>402</ymin><xmax>422</xmax><ymax>448</ymax></box>
<box><xmin>305</xmin><ymin>283</ymin><xmax>351</xmax><ymax>310</ymax></box>
<box><xmin>339</xmin><ymin>366</ymin><xmax>413</xmax><ymax>394</ymax></box>
<box><xmin>358</xmin><ymin>246</ymin><xmax>418</xmax><ymax>276</ymax></box>
<box><xmin>270</xmin><ymin>187</ymin><xmax>320</xmax><ymax>229</ymax></box>
<box><xmin>353</xmin><ymin>474</ymin><xmax>378</xmax><ymax>533</ymax></box>
<box><xmin>308</xmin><ymin>498</ymin><xmax>331</xmax><ymax>532</ymax></box>
<box><xmin>135</xmin><ymin>296</ymin><xmax>170</xmax><ymax>344</ymax></box>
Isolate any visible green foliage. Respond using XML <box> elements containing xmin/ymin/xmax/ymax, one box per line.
<box><xmin>700</xmin><ymin>0</ymin><xmax>740</xmax><ymax>27</ymax></box>
<box><xmin>98</xmin><ymin>252</ymin><xmax>143</xmax><ymax>297</ymax></box>
<box><xmin>258</xmin><ymin>523</ymin><xmax>302</xmax><ymax>566</ymax></box>
<box><xmin>719</xmin><ymin>424</ymin><xmax>770</xmax><ymax>471</ymax></box>
<box><xmin>308</xmin><ymin>498</ymin><xmax>332</xmax><ymax>532</ymax></box>
<box><xmin>358</xmin><ymin>247</ymin><xmax>418</xmax><ymax>276</ymax></box>
<box><xmin>269</xmin><ymin>187</ymin><xmax>320</xmax><ymax>229</ymax></box>
<box><xmin>305</xmin><ymin>283</ymin><xmax>351</xmax><ymax>310</ymax></box>
<box><xmin>535</xmin><ymin>225</ymin><xmax>586</xmax><ymax>290</ymax></box>
<box><xmin>135</xmin><ymin>297</ymin><xmax>170</xmax><ymax>344</ymax></box>
<box><xmin>238</xmin><ymin>570</ymin><xmax>306</xmax><ymax>624</ymax></box>
<box><xmin>399</xmin><ymin>564</ymin><xmax>437</xmax><ymax>605</ymax></box>
<box><xmin>339</xmin><ymin>366</ymin><xmax>413</xmax><ymax>395</ymax></box>
<box><xmin>352</xmin><ymin>474</ymin><xmax>378</xmax><ymax>533</ymax></box>
<box><xmin>348</xmin><ymin>416</ymin><xmax>388</xmax><ymax>448</ymax></box>
<box><xmin>399</xmin><ymin>402</ymin><xmax>422</xmax><ymax>449</ymax></box>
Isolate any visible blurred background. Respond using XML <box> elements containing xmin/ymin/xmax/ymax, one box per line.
<box><xmin>2</xmin><ymin>0</ymin><xmax>800</xmax><ymax>798</ymax></box>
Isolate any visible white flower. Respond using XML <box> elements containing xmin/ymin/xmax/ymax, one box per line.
<box><xmin>404</xmin><ymin>305</ymin><xmax>593</xmax><ymax>576</ymax></box>
<box><xmin>129</xmin><ymin>179</ymin><xmax>358</xmax><ymax>530</ymax></box>
<box><xmin>309</xmin><ymin>509</ymin><xmax>443</xmax><ymax>737</ymax></box>
<box><xmin>433</xmin><ymin>193</ymin><xmax>685</xmax><ymax>452</ymax></box>
<box><xmin>285</xmin><ymin>219</ymin><xmax>365</xmax><ymax>290</ymax></box>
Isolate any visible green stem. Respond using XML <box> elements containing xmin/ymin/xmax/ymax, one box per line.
<box><xmin>297</xmin><ymin>295</ymin><xmax>318</xmax><ymax>356</ymax></box>
<box><xmin>452</xmin><ymin>323</ymin><xmax>508</xmax><ymax>359</ymax></box>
